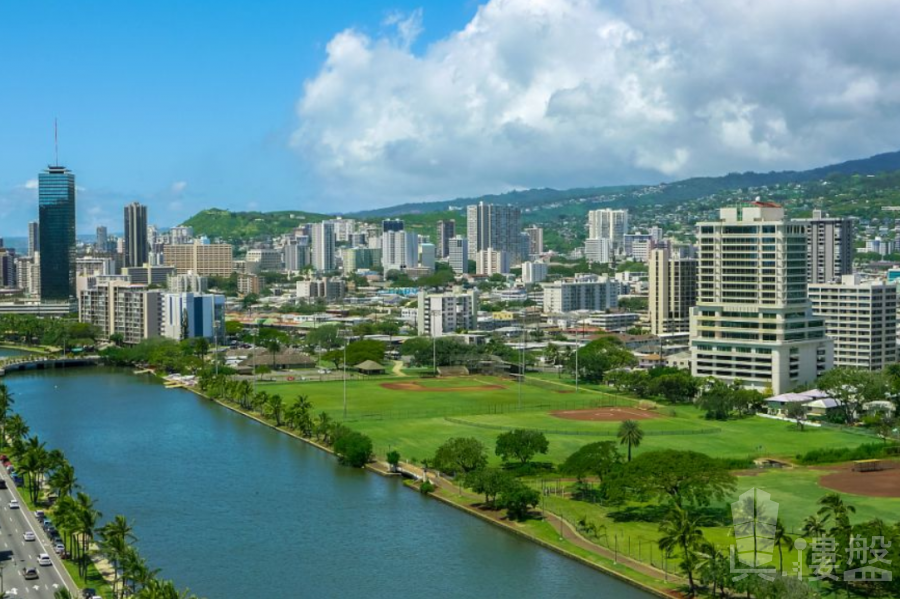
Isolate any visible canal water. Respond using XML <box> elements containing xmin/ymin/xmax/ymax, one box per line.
<box><xmin>5</xmin><ymin>367</ymin><xmax>649</xmax><ymax>598</ymax></box>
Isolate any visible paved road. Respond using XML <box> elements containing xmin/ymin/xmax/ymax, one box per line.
<box><xmin>0</xmin><ymin>467</ymin><xmax>79</xmax><ymax>598</ymax></box>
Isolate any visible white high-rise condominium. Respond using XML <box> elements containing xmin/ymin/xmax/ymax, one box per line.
<box><xmin>648</xmin><ymin>247</ymin><xmax>697</xmax><ymax>335</ymax></box>
<box><xmin>311</xmin><ymin>221</ymin><xmax>336</xmax><ymax>273</ymax></box>
<box><xmin>690</xmin><ymin>203</ymin><xmax>832</xmax><ymax>394</ymax></box>
<box><xmin>808</xmin><ymin>274</ymin><xmax>897</xmax><ymax>370</ymax></box>
<box><xmin>475</xmin><ymin>248</ymin><xmax>510</xmax><ymax>276</ymax></box>
<box><xmin>584</xmin><ymin>238</ymin><xmax>612</xmax><ymax>264</ymax></box>
<box><xmin>417</xmin><ymin>288</ymin><xmax>478</xmax><ymax>336</ymax></box>
<box><xmin>448</xmin><ymin>236</ymin><xmax>468</xmax><ymax>274</ymax></box>
<box><xmin>382</xmin><ymin>230</ymin><xmax>418</xmax><ymax>272</ymax></box>
<box><xmin>522</xmin><ymin>260</ymin><xmax>548</xmax><ymax>284</ymax></box>
<box><xmin>587</xmin><ymin>209</ymin><xmax>629</xmax><ymax>250</ymax></box>
<box><xmin>466</xmin><ymin>202</ymin><xmax>523</xmax><ymax>263</ymax></box>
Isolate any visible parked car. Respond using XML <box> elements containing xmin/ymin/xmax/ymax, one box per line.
<box><xmin>23</xmin><ymin>567</ymin><xmax>38</xmax><ymax>580</ymax></box>
<box><xmin>54</xmin><ymin>542</ymin><xmax>65</xmax><ymax>554</ymax></box>
<box><xmin>35</xmin><ymin>510</ymin><xmax>45</xmax><ymax>521</ymax></box>
<box><xmin>42</xmin><ymin>519</ymin><xmax>53</xmax><ymax>531</ymax></box>
<box><xmin>81</xmin><ymin>589</ymin><xmax>97</xmax><ymax>599</ymax></box>
<box><xmin>37</xmin><ymin>553</ymin><xmax>52</xmax><ymax>566</ymax></box>
<box><xmin>23</xmin><ymin>531</ymin><xmax>35</xmax><ymax>541</ymax></box>
<box><xmin>8</xmin><ymin>499</ymin><xmax>19</xmax><ymax>509</ymax></box>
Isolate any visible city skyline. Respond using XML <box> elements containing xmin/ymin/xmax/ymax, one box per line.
<box><xmin>3</xmin><ymin>0</ymin><xmax>900</xmax><ymax>235</ymax></box>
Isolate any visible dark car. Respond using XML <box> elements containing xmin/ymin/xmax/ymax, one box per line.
<box><xmin>81</xmin><ymin>589</ymin><xmax>97</xmax><ymax>599</ymax></box>
<box><xmin>23</xmin><ymin>567</ymin><xmax>39</xmax><ymax>580</ymax></box>
<box><xmin>0</xmin><ymin>479</ymin><xmax>7</xmax><ymax>489</ymax></box>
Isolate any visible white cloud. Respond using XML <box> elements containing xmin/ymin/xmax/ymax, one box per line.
<box><xmin>22</xmin><ymin>179</ymin><xmax>38</xmax><ymax>190</ymax></box>
<box><xmin>293</xmin><ymin>0</ymin><xmax>900</xmax><ymax>207</ymax></box>
<box><xmin>171</xmin><ymin>181</ymin><xmax>188</xmax><ymax>194</ymax></box>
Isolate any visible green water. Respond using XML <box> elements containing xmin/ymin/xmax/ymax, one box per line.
<box><xmin>6</xmin><ymin>367</ymin><xmax>651</xmax><ymax>598</ymax></box>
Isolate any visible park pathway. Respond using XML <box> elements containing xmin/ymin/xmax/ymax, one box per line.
<box><xmin>391</xmin><ymin>361</ymin><xmax>408</xmax><ymax>377</ymax></box>
<box><xmin>398</xmin><ymin>461</ymin><xmax>683</xmax><ymax>591</ymax></box>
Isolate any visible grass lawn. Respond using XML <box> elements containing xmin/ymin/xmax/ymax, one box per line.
<box><xmin>256</xmin><ymin>376</ymin><xmax>867</xmax><ymax>464</ymax></box>
<box><xmin>258</xmin><ymin>375</ymin><xmax>615</xmax><ymax>421</ymax></box>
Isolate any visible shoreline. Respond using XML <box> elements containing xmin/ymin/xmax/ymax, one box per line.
<box><xmin>159</xmin><ymin>371</ymin><xmax>677</xmax><ymax>598</ymax></box>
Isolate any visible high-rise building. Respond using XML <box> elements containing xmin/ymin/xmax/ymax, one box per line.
<box><xmin>168</xmin><ymin>273</ymin><xmax>208</xmax><ymax>293</ymax></box>
<box><xmin>587</xmin><ymin>209</ymin><xmax>629</xmax><ymax>250</ymax></box>
<box><xmin>524</xmin><ymin>226</ymin><xmax>544</xmax><ymax>259</ymax></box>
<box><xmin>689</xmin><ymin>203</ymin><xmax>832</xmax><ymax>394</ymax></box>
<box><xmin>542</xmin><ymin>274</ymin><xmax>620</xmax><ymax>313</ymax></box>
<box><xmin>466</xmin><ymin>202</ymin><xmax>523</xmax><ymax>263</ymax></box>
<box><xmin>584</xmin><ymin>238</ymin><xmax>613</xmax><ymax>264</ymax></box>
<box><xmin>283</xmin><ymin>237</ymin><xmax>310</xmax><ymax>272</ymax></box>
<box><xmin>124</xmin><ymin>202</ymin><xmax>149</xmax><ymax>268</ymax></box>
<box><xmin>245</xmin><ymin>249</ymin><xmax>283</xmax><ymax>271</ymax></box>
<box><xmin>382</xmin><ymin>219</ymin><xmax>404</xmax><ymax>233</ymax></box>
<box><xmin>79</xmin><ymin>278</ymin><xmax>162</xmax><ymax>345</ymax></box>
<box><xmin>475</xmin><ymin>248</ymin><xmax>510</xmax><ymax>276</ymax></box>
<box><xmin>649</xmin><ymin>247</ymin><xmax>698</xmax><ymax>335</ymax></box>
<box><xmin>93</xmin><ymin>225</ymin><xmax>106</xmax><ymax>252</ymax></box>
<box><xmin>38</xmin><ymin>165</ymin><xmax>76</xmax><ymax>302</ymax></box>
<box><xmin>382</xmin><ymin>231</ymin><xmax>418</xmax><ymax>272</ymax></box>
<box><xmin>419</xmin><ymin>242</ymin><xmax>436</xmax><ymax>270</ymax></box>
<box><xmin>161</xmin><ymin>292</ymin><xmax>226</xmax><ymax>341</ymax></box>
<box><xmin>437</xmin><ymin>220</ymin><xmax>456</xmax><ymax>259</ymax></box>
<box><xmin>27</xmin><ymin>222</ymin><xmax>39</xmax><ymax>257</ymax></box>
<box><xmin>417</xmin><ymin>288</ymin><xmax>478</xmax><ymax>336</ymax></box>
<box><xmin>342</xmin><ymin>247</ymin><xmax>382</xmax><ymax>274</ymax></box>
<box><xmin>0</xmin><ymin>249</ymin><xmax>16</xmax><ymax>288</ymax></box>
<box><xmin>163</xmin><ymin>241</ymin><xmax>234</xmax><ymax>276</ymax></box>
<box><xmin>522</xmin><ymin>260</ymin><xmax>548</xmax><ymax>284</ymax></box>
<box><xmin>448</xmin><ymin>237</ymin><xmax>468</xmax><ymax>275</ymax></box>
<box><xmin>808</xmin><ymin>274</ymin><xmax>897</xmax><ymax>370</ymax></box>
<box><xmin>623</xmin><ymin>234</ymin><xmax>654</xmax><ymax>262</ymax></box>
<box><xmin>168</xmin><ymin>225</ymin><xmax>194</xmax><ymax>245</ymax></box>
<box><xmin>122</xmin><ymin>265</ymin><xmax>176</xmax><ymax>286</ymax></box>
<box><xmin>796</xmin><ymin>209</ymin><xmax>854</xmax><ymax>284</ymax></box>
<box><xmin>311</xmin><ymin>221</ymin><xmax>336</xmax><ymax>273</ymax></box>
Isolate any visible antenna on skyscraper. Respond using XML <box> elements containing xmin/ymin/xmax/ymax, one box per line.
<box><xmin>54</xmin><ymin>118</ymin><xmax>59</xmax><ymax>166</ymax></box>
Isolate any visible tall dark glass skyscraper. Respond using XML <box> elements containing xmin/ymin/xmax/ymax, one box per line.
<box><xmin>38</xmin><ymin>165</ymin><xmax>76</xmax><ymax>302</ymax></box>
<box><xmin>124</xmin><ymin>202</ymin><xmax>148</xmax><ymax>267</ymax></box>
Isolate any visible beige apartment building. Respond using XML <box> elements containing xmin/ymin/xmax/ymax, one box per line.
<box><xmin>163</xmin><ymin>241</ymin><xmax>234</xmax><ymax>276</ymax></box>
<box><xmin>649</xmin><ymin>247</ymin><xmax>697</xmax><ymax>335</ymax></box>
<box><xmin>690</xmin><ymin>203</ymin><xmax>833</xmax><ymax>394</ymax></box>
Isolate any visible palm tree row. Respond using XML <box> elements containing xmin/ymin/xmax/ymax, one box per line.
<box><xmin>658</xmin><ymin>490</ymin><xmax>898</xmax><ymax>597</ymax></box>
<box><xmin>198</xmin><ymin>373</ymin><xmax>342</xmax><ymax>445</ymax></box>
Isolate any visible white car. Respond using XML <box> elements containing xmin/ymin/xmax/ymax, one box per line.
<box><xmin>23</xmin><ymin>531</ymin><xmax>35</xmax><ymax>541</ymax></box>
<box><xmin>37</xmin><ymin>553</ymin><xmax>52</xmax><ymax>566</ymax></box>
<box><xmin>8</xmin><ymin>499</ymin><xmax>19</xmax><ymax>509</ymax></box>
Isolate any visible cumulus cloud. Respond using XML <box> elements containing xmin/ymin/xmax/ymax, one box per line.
<box><xmin>170</xmin><ymin>181</ymin><xmax>188</xmax><ymax>194</ymax></box>
<box><xmin>293</xmin><ymin>0</ymin><xmax>900</xmax><ymax>206</ymax></box>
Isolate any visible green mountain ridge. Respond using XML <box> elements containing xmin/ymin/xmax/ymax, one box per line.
<box><xmin>182</xmin><ymin>149</ymin><xmax>900</xmax><ymax>241</ymax></box>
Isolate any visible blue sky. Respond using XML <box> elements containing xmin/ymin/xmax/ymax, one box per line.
<box><xmin>0</xmin><ymin>1</ymin><xmax>476</xmax><ymax>234</ymax></box>
<box><xmin>3</xmin><ymin>0</ymin><xmax>899</xmax><ymax>236</ymax></box>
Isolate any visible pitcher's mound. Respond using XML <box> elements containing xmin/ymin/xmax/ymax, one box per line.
<box><xmin>551</xmin><ymin>407</ymin><xmax>661</xmax><ymax>422</ymax></box>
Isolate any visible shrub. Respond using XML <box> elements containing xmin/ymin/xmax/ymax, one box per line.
<box><xmin>796</xmin><ymin>442</ymin><xmax>897</xmax><ymax>465</ymax></box>
<box><xmin>419</xmin><ymin>480</ymin><xmax>435</xmax><ymax>494</ymax></box>
<box><xmin>332</xmin><ymin>430</ymin><xmax>374</xmax><ymax>467</ymax></box>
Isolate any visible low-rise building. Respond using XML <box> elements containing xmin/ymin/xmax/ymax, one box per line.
<box><xmin>542</xmin><ymin>274</ymin><xmax>620</xmax><ymax>314</ymax></box>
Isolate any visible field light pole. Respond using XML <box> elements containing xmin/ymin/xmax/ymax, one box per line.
<box><xmin>574</xmin><ymin>318</ymin><xmax>580</xmax><ymax>394</ymax></box>
<box><xmin>342</xmin><ymin>331</ymin><xmax>348</xmax><ymax>420</ymax></box>
<box><xmin>518</xmin><ymin>315</ymin><xmax>525</xmax><ymax>409</ymax></box>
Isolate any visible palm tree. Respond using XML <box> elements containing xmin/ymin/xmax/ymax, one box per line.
<box><xmin>0</xmin><ymin>382</ymin><xmax>14</xmax><ymax>448</ymax></box>
<box><xmin>266</xmin><ymin>394</ymin><xmax>284</xmax><ymax>426</ymax></box>
<box><xmin>617</xmin><ymin>419</ymin><xmax>644</xmax><ymax>461</ymax></box>
<box><xmin>6</xmin><ymin>413</ymin><xmax>29</xmax><ymax>454</ymax></box>
<box><xmin>773</xmin><ymin>517</ymin><xmax>793</xmax><ymax>574</ymax></box>
<box><xmin>696</xmin><ymin>542</ymin><xmax>729</xmax><ymax>597</ymax></box>
<box><xmin>54</xmin><ymin>589</ymin><xmax>75</xmax><ymax>599</ymax></box>
<box><xmin>801</xmin><ymin>513</ymin><xmax>827</xmax><ymax>538</ymax></box>
<box><xmin>75</xmin><ymin>492</ymin><xmax>102</xmax><ymax>578</ymax></box>
<box><xmin>49</xmin><ymin>461</ymin><xmax>78</xmax><ymax>497</ymax></box>
<box><xmin>658</xmin><ymin>505</ymin><xmax>706</xmax><ymax>595</ymax></box>
<box><xmin>315</xmin><ymin>412</ymin><xmax>332</xmax><ymax>443</ymax></box>
<box><xmin>295</xmin><ymin>395</ymin><xmax>313</xmax><ymax>437</ymax></box>
<box><xmin>100</xmin><ymin>515</ymin><xmax>137</xmax><ymax>599</ymax></box>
